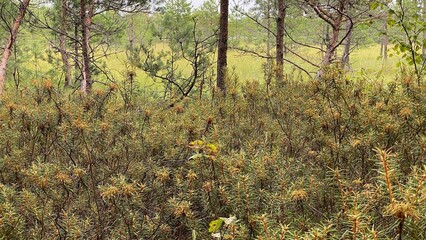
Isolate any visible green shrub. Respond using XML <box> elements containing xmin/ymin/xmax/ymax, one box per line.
<box><xmin>0</xmin><ymin>69</ymin><xmax>425</xmax><ymax>239</ymax></box>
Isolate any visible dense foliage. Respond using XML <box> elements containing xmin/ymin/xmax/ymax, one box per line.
<box><xmin>0</xmin><ymin>69</ymin><xmax>425</xmax><ymax>239</ymax></box>
<box><xmin>1</xmin><ymin>0</ymin><xmax>426</xmax><ymax>239</ymax></box>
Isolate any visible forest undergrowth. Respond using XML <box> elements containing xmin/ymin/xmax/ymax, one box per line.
<box><xmin>0</xmin><ymin>67</ymin><xmax>425</xmax><ymax>239</ymax></box>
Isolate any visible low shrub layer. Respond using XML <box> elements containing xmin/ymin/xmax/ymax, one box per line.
<box><xmin>0</xmin><ymin>71</ymin><xmax>425</xmax><ymax>239</ymax></box>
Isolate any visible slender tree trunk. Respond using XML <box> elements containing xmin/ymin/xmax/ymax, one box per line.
<box><xmin>74</xmin><ymin>23</ymin><xmax>80</xmax><ymax>81</ymax></box>
<box><xmin>59</xmin><ymin>0</ymin><xmax>72</xmax><ymax>87</ymax></box>
<box><xmin>380</xmin><ymin>17</ymin><xmax>388</xmax><ymax>60</ymax></box>
<box><xmin>276</xmin><ymin>0</ymin><xmax>286</xmax><ymax>83</ymax></box>
<box><xmin>383</xmin><ymin>21</ymin><xmax>388</xmax><ymax>60</ymax></box>
<box><xmin>342</xmin><ymin>17</ymin><xmax>352</xmax><ymax>69</ymax></box>
<box><xmin>323</xmin><ymin>24</ymin><xmax>330</xmax><ymax>58</ymax></box>
<box><xmin>323</xmin><ymin>22</ymin><xmax>342</xmax><ymax>66</ymax></box>
<box><xmin>323</xmin><ymin>0</ymin><xmax>347</xmax><ymax>67</ymax></box>
<box><xmin>0</xmin><ymin>0</ymin><xmax>31</xmax><ymax>95</ymax></box>
<box><xmin>265</xmin><ymin>0</ymin><xmax>272</xmax><ymax>85</ymax></box>
<box><xmin>128</xmin><ymin>16</ymin><xmax>135</xmax><ymax>49</ymax></box>
<box><xmin>216</xmin><ymin>0</ymin><xmax>229</xmax><ymax>94</ymax></box>
<box><xmin>80</xmin><ymin>0</ymin><xmax>94</xmax><ymax>93</ymax></box>
<box><xmin>266</xmin><ymin>1</ymin><xmax>271</xmax><ymax>58</ymax></box>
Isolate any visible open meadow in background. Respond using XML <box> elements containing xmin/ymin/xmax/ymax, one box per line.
<box><xmin>22</xmin><ymin>42</ymin><xmax>400</xmax><ymax>87</ymax></box>
<box><xmin>0</xmin><ymin>0</ymin><xmax>425</xmax><ymax>239</ymax></box>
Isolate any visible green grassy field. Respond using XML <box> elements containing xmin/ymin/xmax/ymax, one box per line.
<box><xmin>22</xmin><ymin>42</ymin><xmax>400</xmax><ymax>89</ymax></box>
<box><xmin>348</xmin><ymin>45</ymin><xmax>399</xmax><ymax>81</ymax></box>
<box><xmin>107</xmin><ymin>44</ymin><xmax>401</xmax><ymax>84</ymax></box>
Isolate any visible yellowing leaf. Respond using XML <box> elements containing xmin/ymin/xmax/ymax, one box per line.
<box><xmin>208</xmin><ymin>218</ymin><xmax>224</xmax><ymax>233</ymax></box>
<box><xmin>205</xmin><ymin>143</ymin><xmax>218</xmax><ymax>155</ymax></box>
<box><xmin>189</xmin><ymin>140</ymin><xmax>204</xmax><ymax>149</ymax></box>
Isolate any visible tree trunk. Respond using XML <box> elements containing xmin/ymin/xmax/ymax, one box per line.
<box><xmin>0</xmin><ymin>0</ymin><xmax>31</xmax><ymax>95</ymax></box>
<box><xmin>323</xmin><ymin>22</ymin><xmax>342</xmax><ymax>66</ymax></box>
<box><xmin>276</xmin><ymin>0</ymin><xmax>286</xmax><ymax>83</ymax></box>
<box><xmin>265</xmin><ymin>0</ymin><xmax>273</xmax><ymax>85</ymax></box>
<box><xmin>342</xmin><ymin>17</ymin><xmax>352</xmax><ymax>69</ymax></box>
<box><xmin>74</xmin><ymin>23</ymin><xmax>80</xmax><ymax>81</ymax></box>
<box><xmin>266</xmin><ymin>0</ymin><xmax>271</xmax><ymax>59</ymax></box>
<box><xmin>59</xmin><ymin>0</ymin><xmax>72</xmax><ymax>87</ymax></box>
<box><xmin>323</xmin><ymin>24</ymin><xmax>330</xmax><ymax>58</ymax></box>
<box><xmin>80</xmin><ymin>0</ymin><xmax>94</xmax><ymax>93</ymax></box>
<box><xmin>127</xmin><ymin>16</ymin><xmax>135</xmax><ymax>49</ymax></box>
<box><xmin>216</xmin><ymin>0</ymin><xmax>229</xmax><ymax>94</ymax></box>
<box><xmin>321</xmin><ymin>0</ymin><xmax>347</xmax><ymax>67</ymax></box>
<box><xmin>382</xmin><ymin>21</ymin><xmax>388</xmax><ymax>60</ymax></box>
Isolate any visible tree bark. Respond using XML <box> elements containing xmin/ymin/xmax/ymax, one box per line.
<box><xmin>317</xmin><ymin>0</ymin><xmax>347</xmax><ymax>67</ymax></box>
<box><xmin>127</xmin><ymin>16</ymin><xmax>135</xmax><ymax>49</ymax></box>
<box><xmin>0</xmin><ymin>0</ymin><xmax>31</xmax><ymax>95</ymax></box>
<box><xmin>265</xmin><ymin>0</ymin><xmax>273</xmax><ymax>85</ymax></box>
<box><xmin>266</xmin><ymin>0</ymin><xmax>271</xmax><ymax>59</ymax></box>
<box><xmin>382</xmin><ymin>20</ymin><xmax>388</xmax><ymax>60</ymax></box>
<box><xmin>275</xmin><ymin>0</ymin><xmax>286</xmax><ymax>83</ymax></box>
<box><xmin>59</xmin><ymin>0</ymin><xmax>72</xmax><ymax>87</ymax></box>
<box><xmin>322</xmin><ymin>20</ymin><xmax>343</xmax><ymax>66</ymax></box>
<box><xmin>74</xmin><ymin>23</ymin><xmax>80</xmax><ymax>80</ymax></box>
<box><xmin>342</xmin><ymin>17</ymin><xmax>352</xmax><ymax>69</ymax></box>
<box><xmin>216</xmin><ymin>0</ymin><xmax>229</xmax><ymax>94</ymax></box>
<box><xmin>80</xmin><ymin>0</ymin><xmax>94</xmax><ymax>93</ymax></box>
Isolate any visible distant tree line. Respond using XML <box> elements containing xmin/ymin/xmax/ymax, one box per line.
<box><xmin>0</xmin><ymin>0</ymin><xmax>425</xmax><ymax>98</ymax></box>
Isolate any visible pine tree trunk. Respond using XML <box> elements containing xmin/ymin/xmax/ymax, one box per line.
<box><xmin>59</xmin><ymin>0</ymin><xmax>72</xmax><ymax>87</ymax></box>
<box><xmin>128</xmin><ymin>16</ymin><xmax>135</xmax><ymax>49</ymax></box>
<box><xmin>74</xmin><ymin>23</ymin><xmax>80</xmax><ymax>79</ymax></box>
<box><xmin>80</xmin><ymin>0</ymin><xmax>94</xmax><ymax>93</ymax></box>
<box><xmin>321</xmin><ymin>0</ymin><xmax>346</xmax><ymax>67</ymax></box>
<box><xmin>266</xmin><ymin>0</ymin><xmax>271</xmax><ymax>59</ymax></box>
<box><xmin>342</xmin><ymin>17</ymin><xmax>352</xmax><ymax>69</ymax></box>
<box><xmin>265</xmin><ymin>0</ymin><xmax>272</xmax><ymax>85</ymax></box>
<box><xmin>383</xmin><ymin>21</ymin><xmax>388</xmax><ymax>60</ymax></box>
<box><xmin>324</xmin><ymin>24</ymin><xmax>330</xmax><ymax>59</ymax></box>
<box><xmin>323</xmin><ymin>22</ymin><xmax>342</xmax><ymax>66</ymax></box>
<box><xmin>216</xmin><ymin>0</ymin><xmax>229</xmax><ymax>94</ymax></box>
<box><xmin>276</xmin><ymin>0</ymin><xmax>286</xmax><ymax>83</ymax></box>
<box><xmin>0</xmin><ymin>0</ymin><xmax>31</xmax><ymax>95</ymax></box>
